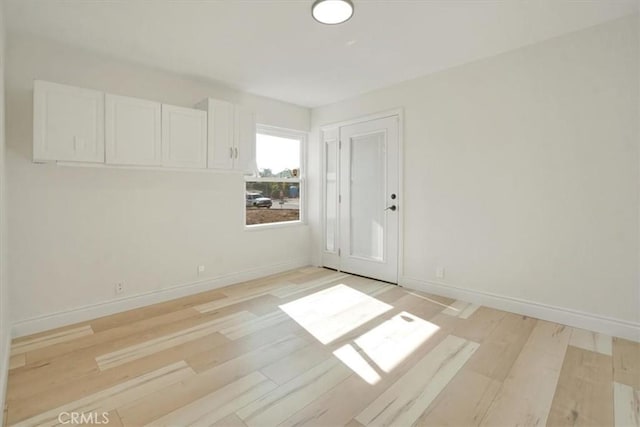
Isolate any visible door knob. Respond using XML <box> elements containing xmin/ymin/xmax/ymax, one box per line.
<box><xmin>385</xmin><ymin>205</ymin><xmax>397</xmax><ymax>211</ymax></box>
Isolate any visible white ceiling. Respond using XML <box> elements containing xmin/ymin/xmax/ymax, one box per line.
<box><xmin>5</xmin><ymin>0</ymin><xmax>638</xmax><ymax>108</ymax></box>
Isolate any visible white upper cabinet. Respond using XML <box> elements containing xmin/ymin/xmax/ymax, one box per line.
<box><xmin>197</xmin><ymin>98</ymin><xmax>234</xmax><ymax>170</ymax></box>
<box><xmin>234</xmin><ymin>106</ymin><xmax>257</xmax><ymax>174</ymax></box>
<box><xmin>33</xmin><ymin>80</ymin><xmax>105</xmax><ymax>163</ymax></box>
<box><xmin>196</xmin><ymin>98</ymin><xmax>256</xmax><ymax>173</ymax></box>
<box><xmin>33</xmin><ymin>81</ymin><xmax>256</xmax><ymax>172</ymax></box>
<box><xmin>105</xmin><ymin>94</ymin><xmax>162</xmax><ymax>166</ymax></box>
<box><xmin>161</xmin><ymin>104</ymin><xmax>207</xmax><ymax>169</ymax></box>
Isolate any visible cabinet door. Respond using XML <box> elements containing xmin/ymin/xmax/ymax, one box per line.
<box><xmin>203</xmin><ymin>99</ymin><xmax>234</xmax><ymax>170</ymax></box>
<box><xmin>105</xmin><ymin>94</ymin><xmax>162</xmax><ymax>166</ymax></box>
<box><xmin>234</xmin><ymin>106</ymin><xmax>256</xmax><ymax>174</ymax></box>
<box><xmin>33</xmin><ymin>80</ymin><xmax>105</xmax><ymax>163</ymax></box>
<box><xmin>162</xmin><ymin>104</ymin><xmax>207</xmax><ymax>169</ymax></box>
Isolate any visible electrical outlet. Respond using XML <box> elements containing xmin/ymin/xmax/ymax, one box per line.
<box><xmin>436</xmin><ymin>267</ymin><xmax>445</xmax><ymax>279</ymax></box>
<box><xmin>115</xmin><ymin>282</ymin><xmax>124</xmax><ymax>295</ymax></box>
<box><xmin>197</xmin><ymin>265</ymin><xmax>205</xmax><ymax>275</ymax></box>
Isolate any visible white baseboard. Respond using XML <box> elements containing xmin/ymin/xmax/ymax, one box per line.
<box><xmin>400</xmin><ymin>276</ymin><xmax>640</xmax><ymax>342</ymax></box>
<box><xmin>12</xmin><ymin>257</ymin><xmax>310</xmax><ymax>338</ymax></box>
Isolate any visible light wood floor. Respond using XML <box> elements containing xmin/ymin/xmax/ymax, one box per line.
<box><xmin>5</xmin><ymin>267</ymin><xmax>639</xmax><ymax>427</ymax></box>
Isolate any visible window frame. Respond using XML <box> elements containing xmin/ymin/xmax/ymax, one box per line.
<box><xmin>244</xmin><ymin>125</ymin><xmax>307</xmax><ymax>230</ymax></box>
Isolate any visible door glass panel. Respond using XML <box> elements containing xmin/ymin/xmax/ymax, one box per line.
<box><xmin>325</xmin><ymin>140</ymin><xmax>338</xmax><ymax>252</ymax></box>
<box><xmin>350</xmin><ymin>132</ymin><xmax>385</xmax><ymax>261</ymax></box>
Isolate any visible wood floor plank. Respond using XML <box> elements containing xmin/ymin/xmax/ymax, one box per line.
<box><xmin>276</xmin><ymin>373</ymin><xmax>377</xmax><ymax>427</ymax></box>
<box><xmin>217</xmin><ymin>270</ymin><xmax>300</xmax><ymax>299</ymax></box>
<box><xmin>10</xmin><ymin>325</ymin><xmax>94</xmax><ymax>356</ymax></box>
<box><xmin>479</xmin><ymin>321</ymin><xmax>571</xmax><ymax>426</ymax></box>
<box><xmin>193</xmin><ymin>271</ymin><xmax>327</xmax><ymax>314</ymax></box>
<box><xmin>7</xmin><ymin>353</ymin><xmax>100</xmax><ymax>403</ymax></box>
<box><xmin>95</xmin><ymin>311</ymin><xmax>253</xmax><ymax>370</ymax></box>
<box><xmin>570</xmin><ymin>327</ymin><xmax>613</xmax><ymax>356</ymax></box>
<box><xmin>185</xmin><ymin>319</ymin><xmax>306</xmax><ymax>373</ymax></box>
<box><xmin>442</xmin><ymin>300</ymin><xmax>480</xmax><ymax>319</ymax></box>
<box><xmin>211</xmin><ymin>413</ymin><xmax>247</xmax><ymax>427</ymax></box>
<box><xmin>355</xmin><ymin>335</ymin><xmax>479</xmax><ymax>426</ymax></box>
<box><xmin>8</xmin><ymin>309</ymin><xmax>241</xmax><ymax>400</ymax></box>
<box><xmin>392</xmin><ymin>293</ymin><xmax>452</xmax><ymax>322</ymax></box>
<box><xmin>415</xmin><ymin>369</ymin><xmax>502</xmax><ymax>426</ymax></box>
<box><xmin>236</xmin><ymin>357</ymin><xmax>353</xmax><ymax>427</ymax></box>
<box><xmin>107</xmin><ymin>410</ymin><xmax>123</xmax><ymax>427</ymax></box>
<box><xmin>260</xmin><ymin>342</ymin><xmax>333</xmax><ymax>385</ymax></box>
<box><xmin>194</xmin><ymin>290</ymin><xmax>277</xmax><ymax>314</ymax></box>
<box><xmin>147</xmin><ymin>372</ymin><xmax>277</xmax><ymax>427</ymax></box>
<box><xmin>341</xmin><ymin>278</ymin><xmax>395</xmax><ymax>299</ymax></box>
<box><xmin>219</xmin><ymin>310</ymin><xmax>289</xmax><ymax>340</ymax></box>
<box><xmin>371</xmin><ymin>285</ymin><xmax>411</xmax><ymax>304</ymax></box>
<box><xmin>614</xmin><ymin>382</ymin><xmax>640</xmax><ymax>427</ymax></box>
<box><xmin>465</xmin><ymin>312</ymin><xmax>537</xmax><ymax>381</ymax></box>
<box><xmin>270</xmin><ymin>272</ymin><xmax>350</xmax><ymax>299</ymax></box>
<box><xmin>289</xmin><ymin>268</ymin><xmax>338</xmax><ymax>284</ymax></box>
<box><xmin>449</xmin><ymin>306</ymin><xmax>507</xmax><ymax>344</ymax></box>
<box><xmin>613</xmin><ymin>338</ymin><xmax>640</xmax><ymax>388</ymax></box>
<box><xmin>7</xmin><ymin>333</ymin><xmax>229</xmax><ymax>421</ymax></box>
<box><xmin>89</xmin><ymin>290</ymin><xmax>226</xmax><ymax>333</ymax></box>
<box><xmin>9</xmin><ymin>361</ymin><xmax>195</xmax><ymax>427</ymax></box>
<box><xmin>117</xmin><ymin>334</ymin><xmax>307</xmax><ymax>426</ymax></box>
<box><xmin>547</xmin><ymin>346</ymin><xmax>614</xmax><ymax>426</ymax></box>
<box><xmin>25</xmin><ymin>308</ymin><xmax>201</xmax><ymax>364</ymax></box>
<box><xmin>403</xmin><ymin>290</ymin><xmax>456</xmax><ymax>308</ymax></box>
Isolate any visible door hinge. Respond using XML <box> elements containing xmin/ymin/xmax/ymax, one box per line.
<box><xmin>338</xmin><ymin>195</ymin><xmax>342</xmax><ymax>203</ymax></box>
<box><xmin>339</xmin><ymin>140</ymin><xmax>342</xmax><ymax>150</ymax></box>
<box><xmin>338</xmin><ymin>248</ymin><xmax>341</xmax><ymax>256</ymax></box>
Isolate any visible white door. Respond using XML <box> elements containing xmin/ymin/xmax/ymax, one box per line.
<box><xmin>338</xmin><ymin>116</ymin><xmax>399</xmax><ymax>283</ymax></box>
<box><xmin>105</xmin><ymin>94</ymin><xmax>162</xmax><ymax>166</ymax></box>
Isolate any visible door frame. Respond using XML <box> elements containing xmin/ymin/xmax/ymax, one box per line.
<box><xmin>319</xmin><ymin>108</ymin><xmax>404</xmax><ymax>283</ymax></box>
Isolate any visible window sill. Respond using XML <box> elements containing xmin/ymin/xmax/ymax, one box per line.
<box><xmin>244</xmin><ymin>220</ymin><xmax>307</xmax><ymax>232</ymax></box>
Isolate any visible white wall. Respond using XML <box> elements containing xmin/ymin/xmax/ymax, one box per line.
<box><xmin>310</xmin><ymin>16</ymin><xmax>639</xmax><ymax>333</ymax></box>
<box><xmin>0</xmin><ymin>0</ymin><xmax>8</xmax><ymax>417</ymax></box>
<box><xmin>6</xmin><ymin>33</ymin><xmax>311</xmax><ymax>334</ymax></box>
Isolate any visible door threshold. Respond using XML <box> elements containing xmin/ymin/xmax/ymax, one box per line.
<box><xmin>321</xmin><ymin>266</ymin><xmax>398</xmax><ymax>286</ymax></box>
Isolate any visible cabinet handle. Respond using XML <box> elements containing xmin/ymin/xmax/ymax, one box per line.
<box><xmin>234</xmin><ymin>148</ymin><xmax>239</xmax><ymax>159</ymax></box>
<box><xmin>229</xmin><ymin>147</ymin><xmax>233</xmax><ymax>159</ymax></box>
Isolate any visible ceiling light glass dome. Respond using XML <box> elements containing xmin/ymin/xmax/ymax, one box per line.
<box><xmin>312</xmin><ymin>0</ymin><xmax>354</xmax><ymax>25</ymax></box>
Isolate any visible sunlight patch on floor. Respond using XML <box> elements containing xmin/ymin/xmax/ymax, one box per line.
<box><xmin>332</xmin><ymin>311</ymin><xmax>440</xmax><ymax>383</ymax></box>
<box><xmin>279</xmin><ymin>284</ymin><xmax>393</xmax><ymax>344</ymax></box>
<box><xmin>354</xmin><ymin>311</ymin><xmax>440</xmax><ymax>373</ymax></box>
<box><xmin>333</xmin><ymin>344</ymin><xmax>382</xmax><ymax>385</ymax></box>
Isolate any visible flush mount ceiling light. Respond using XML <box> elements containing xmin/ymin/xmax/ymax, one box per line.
<box><xmin>312</xmin><ymin>0</ymin><xmax>354</xmax><ymax>25</ymax></box>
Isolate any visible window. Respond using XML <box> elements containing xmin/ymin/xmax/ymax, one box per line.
<box><xmin>245</xmin><ymin>126</ymin><xmax>305</xmax><ymax>227</ymax></box>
